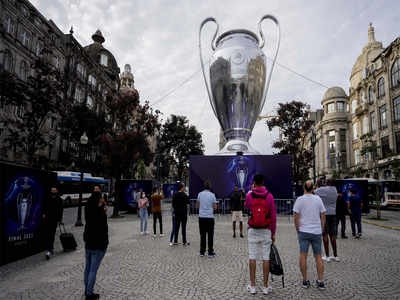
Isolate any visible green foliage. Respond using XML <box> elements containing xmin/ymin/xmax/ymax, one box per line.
<box><xmin>266</xmin><ymin>101</ymin><xmax>313</xmax><ymax>184</ymax></box>
<box><xmin>157</xmin><ymin>115</ymin><xmax>204</xmax><ymax>181</ymax></box>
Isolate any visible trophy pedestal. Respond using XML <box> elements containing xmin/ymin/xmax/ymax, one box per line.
<box><xmin>217</xmin><ymin>139</ymin><xmax>260</xmax><ymax>155</ymax></box>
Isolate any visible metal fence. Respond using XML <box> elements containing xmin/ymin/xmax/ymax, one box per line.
<box><xmin>189</xmin><ymin>199</ymin><xmax>295</xmax><ymax>220</ymax></box>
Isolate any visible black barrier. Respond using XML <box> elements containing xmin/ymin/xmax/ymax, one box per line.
<box><xmin>0</xmin><ymin>162</ymin><xmax>57</xmax><ymax>265</ymax></box>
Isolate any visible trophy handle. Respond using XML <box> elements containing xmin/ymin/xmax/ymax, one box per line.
<box><xmin>258</xmin><ymin>14</ymin><xmax>281</xmax><ymax>111</ymax></box>
<box><xmin>199</xmin><ymin>17</ymin><xmax>219</xmax><ymax>117</ymax></box>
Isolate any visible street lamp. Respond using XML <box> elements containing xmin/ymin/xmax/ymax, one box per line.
<box><xmin>311</xmin><ymin>128</ymin><xmax>317</xmax><ymax>183</ymax></box>
<box><xmin>75</xmin><ymin>132</ymin><xmax>88</xmax><ymax>227</ymax></box>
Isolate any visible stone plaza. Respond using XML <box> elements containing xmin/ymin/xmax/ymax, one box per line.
<box><xmin>0</xmin><ymin>207</ymin><xmax>400</xmax><ymax>300</ymax></box>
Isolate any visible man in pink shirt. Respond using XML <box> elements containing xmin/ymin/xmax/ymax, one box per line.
<box><xmin>244</xmin><ymin>174</ymin><xmax>277</xmax><ymax>295</ymax></box>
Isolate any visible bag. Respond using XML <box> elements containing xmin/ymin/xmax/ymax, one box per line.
<box><xmin>248</xmin><ymin>192</ymin><xmax>270</xmax><ymax>228</ymax></box>
<box><xmin>270</xmin><ymin>243</ymin><xmax>284</xmax><ymax>288</ymax></box>
<box><xmin>59</xmin><ymin>223</ymin><xmax>77</xmax><ymax>251</ymax></box>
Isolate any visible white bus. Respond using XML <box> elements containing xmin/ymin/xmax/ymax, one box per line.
<box><xmin>55</xmin><ymin>171</ymin><xmax>110</xmax><ymax>206</ymax></box>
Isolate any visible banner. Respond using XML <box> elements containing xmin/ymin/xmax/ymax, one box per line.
<box><xmin>336</xmin><ymin>179</ymin><xmax>369</xmax><ymax>214</ymax></box>
<box><xmin>117</xmin><ymin>179</ymin><xmax>154</xmax><ymax>211</ymax></box>
<box><xmin>0</xmin><ymin>162</ymin><xmax>56</xmax><ymax>265</ymax></box>
<box><xmin>189</xmin><ymin>155</ymin><xmax>293</xmax><ymax>200</ymax></box>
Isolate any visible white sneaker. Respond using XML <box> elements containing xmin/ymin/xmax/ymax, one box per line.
<box><xmin>140</xmin><ymin>231</ymin><xmax>144</xmax><ymax>235</ymax></box>
<box><xmin>169</xmin><ymin>242</ymin><xmax>173</xmax><ymax>246</ymax></box>
<box><xmin>160</xmin><ymin>234</ymin><xmax>165</xmax><ymax>237</ymax></box>
<box><xmin>153</xmin><ymin>234</ymin><xmax>157</xmax><ymax>238</ymax></box>
<box><xmin>322</xmin><ymin>256</ymin><xmax>331</xmax><ymax>262</ymax></box>
<box><xmin>247</xmin><ymin>284</ymin><xmax>256</xmax><ymax>295</ymax></box>
<box><xmin>45</xmin><ymin>251</ymin><xmax>51</xmax><ymax>260</ymax></box>
<box><xmin>331</xmin><ymin>256</ymin><xmax>340</xmax><ymax>262</ymax></box>
<box><xmin>262</xmin><ymin>286</ymin><xmax>272</xmax><ymax>295</ymax></box>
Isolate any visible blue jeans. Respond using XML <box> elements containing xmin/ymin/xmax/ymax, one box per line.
<box><xmin>139</xmin><ymin>208</ymin><xmax>148</xmax><ymax>233</ymax></box>
<box><xmin>298</xmin><ymin>231</ymin><xmax>322</xmax><ymax>255</ymax></box>
<box><xmin>84</xmin><ymin>249</ymin><xmax>106</xmax><ymax>296</ymax></box>
<box><xmin>350</xmin><ymin>213</ymin><xmax>362</xmax><ymax>235</ymax></box>
<box><xmin>170</xmin><ymin>215</ymin><xmax>176</xmax><ymax>242</ymax></box>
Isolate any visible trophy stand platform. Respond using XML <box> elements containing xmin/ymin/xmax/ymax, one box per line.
<box><xmin>217</xmin><ymin>139</ymin><xmax>260</xmax><ymax>155</ymax></box>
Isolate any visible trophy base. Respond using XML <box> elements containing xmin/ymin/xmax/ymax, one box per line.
<box><xmin>216</xmin><ymin>140</ymin><xmax>260</xmax><ymax>155</ymax></box>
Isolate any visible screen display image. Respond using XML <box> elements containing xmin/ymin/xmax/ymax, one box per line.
<box><xmin>118</xmin><ymin>180</ymin><xmax>154</xmax><ymax>211</ymax></box>
<box><xmin>336</xmin><ymin>179</ymin><xmax>369</xmax><ymax>214</ymax></box>
<box><xmin>163</xmin><ymin>184</ymin><xmax>179</xmax><ymax>200</ymax></box>
<box><xmin>189</xmin><ymin>155</ymin><xmax>292</xmax><ymax>200</ymax></box>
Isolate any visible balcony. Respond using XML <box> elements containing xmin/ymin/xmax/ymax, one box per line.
<box><xmin>355</xmin><ymin>103</ymin><xmax>368</xmax><ymax>116</ymax></box>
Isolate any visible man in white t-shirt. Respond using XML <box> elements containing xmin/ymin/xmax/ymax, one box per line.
<box><xmin>293</xmin><ymin>180</ymin><xmax>326</xmax><ymax>290</ymax></box>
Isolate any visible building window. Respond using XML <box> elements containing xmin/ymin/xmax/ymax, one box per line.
<box><xmin>396</xmin><ymin>132</ymin><xmax>400</xmax><ymax>154</ymax></box>
<box><xmin>379</xmin><ymin>104</ymin><xmax>387</xmax><ymax>129</ymax></box>
<box><xmin>76</xmin><ymin>63</ymin><xmax>86</xmax><ymax>78</ymax></box>
<box><xmin>74</xmin><ymin>87</ymin><xmax>83</xmax><ymax>103</ymax></box>
<box><xmin>87</xmin><ymin>95</ymin><xmax>94</xmax><ymax>108</ymax></box>
<box><xmin>394</xmin><ymin>96</ymin><xmax>400</xmax><ymax>123</ymax></box>
<box><xmin>20</xmin><ymin>29</ymin><xmax>31</xmax><ymax>48</ymax></box>
<box><xmin>340</xmin><ymin>129</ymin><xmax>346</xmax><ymax>151</ymax></box>
<box><xmin>327</xmin><ymin>103</ymin><xmax>335</xmax><ymax>113</ymax></box>
<box><xmin>381</xmin><ymin>136</ymin><xmax>391</xmax><ymax>158</ymax></box>
<box><xmin>100</xmin><ymin>54</ymin><xmax>108</xmax><ymax>66</ymax></box>
<box><xmin>54</xmin><ymin>56</ymin><xmax>60</xmax><ymax>69</ymax></box>
<box><xmin>370</xmin><ymin>111</ymin><xmax>376</xmax><ymax>132</ymax></box>
<box><xmin>392</xmin><ymin>59</ymin><xmax>400</xmax><ymax>89</ymax></box>
<box><xmin>377</xmin><ymin>77</ymin><xmax>385</xmax><ymax>98</ymax></box>
<box><xmin>337</xmin><ymin>101</ymin><xmax>345</xmax><ymax>112</ymax></box>
<box><xmin>4</xmin><ymin>15</ymin><xmax>15</xmax><ymax>35</ymax></box>
<box><xmin>88</xmin><ymin>75</ymin><xmax>96</xmax><ymax>87</ymax></box>
<box><xmin>354</xmin><ymin>149</ymin><xmax>360</xmax><ymax>165</ymax></box>
<box><xmin>362</xmin><ymin>116</ymin><xmax>369</xmax><ymax>135</ymax></box>
<box><xmin>351</xmin><ymin>99</ymin><xmax>357</xmax><ymax>114</ymax></box>
<box><xmin>14</xmin><ymin>105</ymin><xmax>24</xmax><ymax>118</ymax></box>
<box><xmin>3</xmin><ymin>50</ymin><xmax>13</xmax><ymax>71</ymax></box>
<box><xmin>369</xmin><ymin>87</ymin><xmax>374</xmax><ymax>104</ymax></box>
<box><xmin>50</xmin><ymin>117</ymin><xmax>56</xmax><ymax>129</ymax></box>
<box><xmin>353</xmin><ymin>122</ymin><xmax>358</xmax><ymax>140</ymax></box>
<box><xmin>361</xmin><ymin>91</ymin><xmax>366</xmax><ymax>104</ymax></box>
<box><xmin>19</xmin><ymin>61</ymin><xmax>28</xmax><ymax>81</ymax></box>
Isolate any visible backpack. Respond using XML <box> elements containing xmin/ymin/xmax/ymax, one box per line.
<box><xmin>270</xmin><ymin>243</ymin><xmax>284</xmax><ymax>288</ymax></box>
<box><xmin>248</xmin><ymin>192</ymin><xmax>270</xmax><ymax>228</ymax></box>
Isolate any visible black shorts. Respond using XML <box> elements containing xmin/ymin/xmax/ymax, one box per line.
<box><xmin>323</xmin><ymin>215</ymin><xmax>337</xmax><ymax>236</ymax></box>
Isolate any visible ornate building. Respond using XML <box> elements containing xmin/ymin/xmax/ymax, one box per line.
<box><xmin>309</xmin><ymin>24</ymin><xmax>400</xmax><ymax>180</ymax></box>
<box><xmin>0</xmin><ymin>0</ymin><xmax>120</xmax><ymax>168</ymax></box>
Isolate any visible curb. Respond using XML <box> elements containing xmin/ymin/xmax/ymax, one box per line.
<box><xmin>362</xmin><ymin>219</ymin><xmax>400</xmax><ymax>231</ymax></box>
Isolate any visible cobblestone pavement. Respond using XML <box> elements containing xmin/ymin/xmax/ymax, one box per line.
<box><xmin>1</xmin><ymin>208</ymin><xmax>400</xmax><ymax>300</ymax></box>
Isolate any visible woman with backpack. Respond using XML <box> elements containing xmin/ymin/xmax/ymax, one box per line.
<box><xmin>138</xmin><ymin>191</ymin><xmax>149</xmax><ymax>235</ymax></box>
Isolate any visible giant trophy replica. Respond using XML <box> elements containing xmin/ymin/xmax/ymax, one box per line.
<box><xmin>199</xmin><ymin>15</ymin><xmax>280</xmax><ymax>155</ymax></box>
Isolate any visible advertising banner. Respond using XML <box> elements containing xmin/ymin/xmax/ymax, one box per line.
<box><xmin>0</xmin><ymin>162</ymin><xmax>56</xmax><ymax>265</ymax></box>
<box><xmin>189</xmin><ymin>155</ymin><xmax>293</xmax><ymax>200</ymax></box>
<box><xmin>117</xmin><ymin>179</ymin><xmax>154</xmax><ymax>212</ymax></box>
<box><xmin>336</xmin><ymin>179</ymin><xmax>369</xmax><ymax>214</ymax></box>
<box><xmin>163</xmin><ymin>184</ymin><xmax>179</xmax><ymax>200</ymax></box>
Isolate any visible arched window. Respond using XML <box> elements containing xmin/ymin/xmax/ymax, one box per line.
<box><xmin>368</xmin><ymin>87</ymin><xmax>374</xmax><ymax>104</ymax></box>
<box><xmin>351</xmin><ymin>99</ymin><xmax>357</xmax><ymax>114</ymax></box>
<box><xmin>377</xmin><ymin>77</ymin><xmax>385</xmax><ymax>98</ymax></box>
<box><xmin>2</xmin><ymin>50</ymin><xmax>13</xmax><ymax>71</ymax></box>
<box><xmin>392</xmin><ymin>59</ymin><xmax>400</xmax><ymax>89</ymax></box>
<box><xmin>19</xmin><ymin>61</ymin><xmax>28</xmax><ymax>81</ymax></box>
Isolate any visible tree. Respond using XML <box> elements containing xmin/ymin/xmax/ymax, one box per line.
<box><xmin>0</xmin><ymin>50</ymin><xmax>64</xmax><ymax>166</ymax></box>
<box><xmin>102</xmin><ymin>90</ymin><xmax>161</xmax><ymax>217</ymax></box>
<box><xmin>157</xmin><ymin>115</ymin><xmax>204</xmax><ymax>182</ymax></box>
<box><xmin>267</xmin><ymin>101</ymin><xmax>313</xmax><ymax>184</ymax></box>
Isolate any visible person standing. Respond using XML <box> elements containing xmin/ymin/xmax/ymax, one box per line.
<box><xmin>197</xmin><ymin>180</ymin><xmax>217</xmax><ymax>257</ymax></box>
<box><xmin>348</xmin><ymin>188</ymin><xmax>363</xmax><ymax>238</ymax></box>
<box><xmin>230</xmin><ymin>185</ymin><xmax>244</xmax><ymax>238</ymax></box>
<box><xmin>336</xmin><ymin>187</ymin><xmax>348</xmax><ymax>239</ymax></box>
<box><xmin>83</xmin><ymin>186</ymin><xmax>108</xmax><ymax>300</ymax></box>
<box><xmin>244</xmin><ymin>174</ymin><xmax>277</xmax><ymax>295</ymax></box>
<box><xmin>138</xmin><ymin>191</ymin><xmax>149</xmax><ymax>235</ymax></box>
<box><xmin>151</xmin><ymin>188</ymin><xmax>164</xmax><ymax>237</ymax></box>
<box><xmin>172</xmin><ymin>184</ymin><xmax>190</xmax><ymax>246</ymax></box>
<box><xmin>293</xmin><ymin>180</ymin><xmax>326</xmax><ymax>290</ymax></box>
<box><xmin>42</xmin><ymin>186</ymin><xmax>63</xmax><ymax>260</ymax></box>
<box><xmin>314</xmin><ymin>178</ymin><xmax>339</xmax><ymax>262</ymax></box>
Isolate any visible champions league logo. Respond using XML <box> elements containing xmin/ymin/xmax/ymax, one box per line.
<box><xmin>227</xmin><ymin>156</ymin><xmax>250</xmax><ymax>191</ymax></box>
<box><xmin>16</xmin><ymin>177</ymin><xmax>33</xmax><ymax>231</ymax></box>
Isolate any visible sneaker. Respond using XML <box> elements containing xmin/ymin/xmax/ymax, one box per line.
<box><xmin>322</xmin><ymin>256</ymin><xmax>330</xmax><ymax>262</ymax></box>
<box><xmin>169</xmin><ymin>242</ymin><xmax>173</xmax><ymax>246</ymax></box>
<box><xmin>85</xmin><ymin>293</ymin><xmax>99</xmax><ymax>300</ymax></box>
<box><xmin>233</xmin><ymin>233</ymin><xmax>236</xmax><ymax>238</ymax></box>
<box><xmin>208</xmin><ymin>252</ymin><xmax>216</xmax><ymax>258</ymax></box>
<box><xmin>262</xmin><ymin>286</ymin><xmax>272</xmax><ymax>295</ymax></box>
<box><xmin>331</xmin><ymin>256</ymin><xmax>340</xmax><ymax>262</ymax></box>
<box><xmin>153</xmin><ymin>234</ymin><xmax>157</xmax><ymax>238</ymax></box>
<box><xmin>302</xmin><ymin>280</ymin><xmax>311</xmax><ymax>289</ymax></box>
<box><xmin>183</xmin><ymin>242</ymin><xmax>190</xmax><ymax>246</ymax></box>
<box><xmin>45</xmin><ymin>251</ymin><xmax>51</xmax><ymax>260</ymax></box>
<box><xmin>160</xmin><ymin>233</ymin><xmax>165</xmax><ymax>237</ymax></box>
<box><xmin>247</xmin><ymin>284</ymin><xmax>256</xmax><ymax>295</ymax></box>
<box><xmin>240</xmin><ymin>233</ymin><xmax>244</xmax><ymax>238</ymax></box>
<box><xmin>357</xmin><ymin>233</ymin><xmax>362</xmax><ymax>238</ymax></box>
<box><xmin>140</xmin><ymin>231</ymin><xmax>144</xmax><ymax>235</ymax></box>
<box><xmin>342</xmin><ymin>235</ymin><xmax>348</xmax><ymax>239</ymax></box>
<box><xmin>316</xmin><ymin>280</ymin><xmax>325</xmax><ymax>290</ymax></box>
<box><xmin>200</xmin><ymin>253</ymin><xmax>205</xmax><ymax>257</ymax></box>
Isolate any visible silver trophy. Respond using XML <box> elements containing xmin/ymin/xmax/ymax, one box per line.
<box><xmin>199</xmin><ymin>15</ymin><xmax>280</xmax><ymax>155</ymax></box>
<box><xmin>17</xmin><ymin>177</ymin><xmax>33</xmax><ymax>231</ymax></box>
<box><xmin>235</xmin><ymin>156</ymin><xmax>248</xmax><ymax>190</ymax></box>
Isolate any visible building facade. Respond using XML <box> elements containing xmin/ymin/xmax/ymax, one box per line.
<box><xmin>310</xmin><ymin>24</ymin><xmax>400</xmax><ymax>180</ymax></box>
<box><xmin>0</xmin><ymin>0</ymin><xmax>120</xmax><ymax>169</ymax></box>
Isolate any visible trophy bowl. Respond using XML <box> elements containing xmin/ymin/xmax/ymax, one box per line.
<box><xmin>199</xmin><ymin>15</ymin><xmax>280</xmax><ymax>155</ymax></box>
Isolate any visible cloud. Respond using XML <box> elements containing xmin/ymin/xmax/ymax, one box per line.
<box><xmin>32</xmin><ymin>0</ymin><xmax>400</xmax><ymax>154</ymax></box>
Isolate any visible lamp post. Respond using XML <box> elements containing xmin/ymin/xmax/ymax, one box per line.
<box><xmin>311</xmin><ymin>128</ymin><xmax>317</xmax><ymax>183</ymax></box>
<box><xmin>75</xmin><ymin>132</ymin><xmax>88</xmax><ymax>227</ymax></box>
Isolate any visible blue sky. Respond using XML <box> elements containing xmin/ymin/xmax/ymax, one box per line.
<box><xmin>32</xmin><ymin>0</ymin><xmax>400</xmax><ymax>154</ymax></box>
